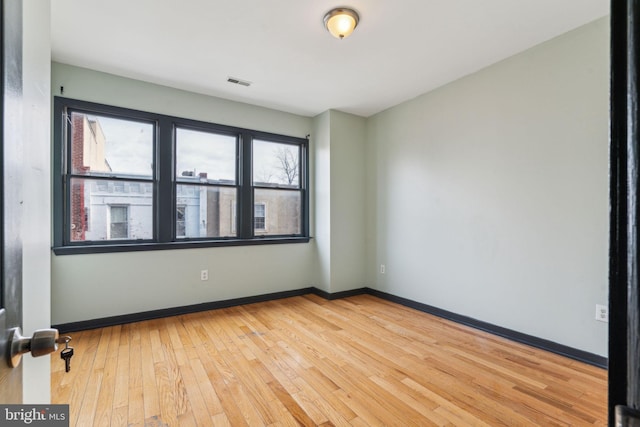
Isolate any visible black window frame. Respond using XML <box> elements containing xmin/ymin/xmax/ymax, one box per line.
<box><xmin>53</xmin><ymin>97</ymin><xmax>310</xmax><ymax>255</ymax></box>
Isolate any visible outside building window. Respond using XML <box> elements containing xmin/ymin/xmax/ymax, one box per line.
<box><xmin>176</xmin><ymin>206</ymin><xmax>186</xmax><ymax>237</ymax></box>
<box><xmin>53</xmin><ymin>97</ymin><xmax>309</xmax><ymax>254</ymax></box>
<box><xmin>109</xmin><ymin>206</ymin><xmax>129</xmax><ymax>239</ymax></box>
<box><xmin>84</xmin><ymin>208</ymin><xmax>90</xmax><ymax>232</ymax></box>
<box><xmin>254</xmin><ymin>203</ymin><xmax>266</xmax><ymax>231</ymax></box>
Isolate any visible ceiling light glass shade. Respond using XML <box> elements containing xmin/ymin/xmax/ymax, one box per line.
<box><xmin>324</xmin><ymin>8</ymin><xmax>359</xmax><ymax>39</ymax></box>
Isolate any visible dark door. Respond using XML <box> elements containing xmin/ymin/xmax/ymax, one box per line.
<box><xmin>0</xmin><ymin>0</ymin><xmax>24</xmax><ymax>403</ymax></box>
<box><xmin>609</xmin><ymin>0</ymin><xmax>640</xmax><ymax>425</ymax></box>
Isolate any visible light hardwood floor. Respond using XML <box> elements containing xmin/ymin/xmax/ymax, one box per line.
<box><xmin>51</xmin><ymin>294</ymin><xmax>607</xmax><ymax>426</ymax></box>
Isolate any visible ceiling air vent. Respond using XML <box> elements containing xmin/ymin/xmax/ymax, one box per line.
<box><xmin>227</xmin><ymin>77</ymin><xmax>251</xmax><ymax>87</ymax></box>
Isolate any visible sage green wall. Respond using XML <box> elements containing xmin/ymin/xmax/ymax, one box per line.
<box><xmin>312</xmin><ymin>110</ymin><xmax>367</xmax><ymax>293</ymax></box>
<box><xmin>329</xmin><ymin>111</ymin><xmax>366</xmax><ymax>292</ymax></box>
<box><xmin>313</xmin><ymin>111</ymin><xmax>332</xmax><ymax>291</ymax></box>
<box><xmin>51</xmin><ymin>63</ymin><xmax>317</xmax><ymax>324</ymax></box>
<box><xmin>52</xmin><ymin>17</ymin><xmax>610</xmax><ymax>358</ymax></box>
<box><xmin>365</xmin><ymin>18</ymin><xmax>609</xmax><ymax>356</ymax></box>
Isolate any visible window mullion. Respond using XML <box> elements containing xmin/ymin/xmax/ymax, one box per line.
<box><xmin>239</xmin><ymin>132</ymin><xmax>253</xmax><ymax>239</ymax></box>
<box><xmin>53</xmin><ymin>104</ymin><xmax>67</xmax><ymax>247</ymax></box>
<box><xmin>157</xmin><ymin>117</ymin><xmax>174</xmax><ymax>242</ymax></box>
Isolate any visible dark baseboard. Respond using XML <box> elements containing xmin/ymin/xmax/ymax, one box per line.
<box><xmin>53</xmin><ymin>285</ymin><xmax>608</xmax><ymax>369</ymax></box>
<box><xmin>311</xmin><ymin>287</ymin><xmax>368</xmax><ymax>300</ymax></box>
<box><xmin>53</xmin><ymin>287</ymin><xmax>315</xmax><ymax>333</ymax></box>
<box><xmin>365</xmin><ymin>288</ymin><xmax>608</xmax><ymax>369</ymax></box>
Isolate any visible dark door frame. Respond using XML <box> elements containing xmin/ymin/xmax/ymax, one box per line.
<box><xmin>609</xmin><ymin>0</ymin><xmax>640</xmax><ymax>425</ymax></box>
<box><xmin>0</xmin><ymin>0</ymin><xmax>24</xmax><ymax>403</ymax></box>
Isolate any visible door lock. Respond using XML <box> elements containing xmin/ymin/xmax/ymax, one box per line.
<box><xmin>8</xmin><ymin>327</ymin><xmax>65</xmax><ymax>368</ymax></box>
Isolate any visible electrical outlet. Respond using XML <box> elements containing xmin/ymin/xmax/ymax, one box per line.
<box><xmin>380</xmin><ymin>264</ymin><xmax>386</xmax><ymax>274</ymax></box>
<box><xmin>595</xmin><ymin>304</ymin><xmax>608</xmax><ymax>322</ymax></box>
<box><xmin>200</xmin><ymin>269</ymin><xmax>209</xmax><ymax>281</ymax></box>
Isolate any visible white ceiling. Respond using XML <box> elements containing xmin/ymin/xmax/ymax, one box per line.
<box><xmin>51</xmin><ymin>1</ymin><xmax>609</xmax><ymax>118</ymax></box>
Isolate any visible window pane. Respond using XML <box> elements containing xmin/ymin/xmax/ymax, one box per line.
<box><xmin>176</xmin><ymin>185</ymin><xmax>237</xmax><ymax>238</ymax></box>
<box><xmin>69</xmin><ymin>112</ymin><xmax>153</xmax><ymax>177</ymax></box>
<box><xmin>69</xmin><ymin>178</ymin><xmax>153</xmax><ymax>242</ymax></box>
<box><xmin>254</xmin><ymin>189</ymin><xmax>301</xmax><ymax>236</ymax></box>
<box><xmin>253</xmin><ymin>140</ymin><xmax>300</xmax><ymax>188</ymax></box>
<box><xmin>111</xmin><ymin>206</ymin><xmax>127</xmax><ymax>222</ymax></box>
<box><xmin>176</xmin><ymin>128</ymin><xmax>236</xmax><ymax>183</ymax></box>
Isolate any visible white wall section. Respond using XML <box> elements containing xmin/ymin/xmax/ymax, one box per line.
<box><xmin>22</xmin><ymin>0</ymin><xmax>52</xmax><ymax>403</ymax></box>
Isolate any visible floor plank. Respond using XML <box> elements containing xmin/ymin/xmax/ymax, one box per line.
<box><xmin>52</xmin><ymin>294</ymin><xmax>607</xmax><ymax>426</ymax></box>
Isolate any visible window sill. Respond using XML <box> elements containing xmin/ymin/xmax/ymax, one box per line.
<box><xmin>52</xmin><ymin>236</ymin><xmax>311</xmax><ymax>255</ymax></box>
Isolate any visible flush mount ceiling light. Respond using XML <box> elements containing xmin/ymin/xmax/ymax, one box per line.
<box><xmin>323</xmin><ymin>7</ymin><xmax>359</xmax><ymax>40</ymax></box>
